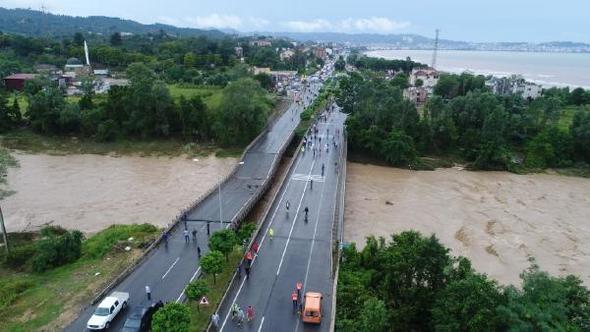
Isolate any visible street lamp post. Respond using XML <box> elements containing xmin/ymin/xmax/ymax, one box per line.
<box><xmin>0</xmin><ymin>205</ymin><xmax>9</xmax><ymax>255</ymax></box>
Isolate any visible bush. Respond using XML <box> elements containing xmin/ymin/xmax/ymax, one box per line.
<box><xmin>96</xmin><ymin>119</ymin><xmax>119</xmax><ymax>142</ymax></box>
<box><xmin>152</xmin><ymin>302</ymin><xmax>191</xmax><ymax>332</ymax></box>
<box><xmin>83</xmin><ymin>224</ymin><xmax>158</xmax><ymax>259</ymax></box>
<box><xmin>31</xmin><ymin>228</ymin><xmax>84</xmax><ymax>272</ymax></box>
<box><xmin>3</xmin><ymin>243</ymin><xmax>36</xmax><ymax>269</ymax></box>
<box><xmin>236</xmin><ymin>223</ymin><xmax>256</xmax><ymax>244</ymax></box>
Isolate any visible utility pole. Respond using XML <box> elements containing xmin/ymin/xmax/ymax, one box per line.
<box><xmin>0</xmin><ymin>206</ymin><xmax>9</xmax><ymax>255</ymax></box>
<box><xmin>431</xmin><ymin>29</ymin><xmax>440</xmax><ymax>69</ymax></box>
<box><xmin>218</xmin><ymin>175</ymin><xmax>223</xmax><ymax>227</ymax></box>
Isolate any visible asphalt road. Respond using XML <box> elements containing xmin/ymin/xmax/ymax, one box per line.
<box><xmin>65</xmin><ymin>82</ymin><xmax>323</xmax><ymax>332</ymax></box>
<box><xmin>217</xmin><ymin>107</ymin><xmax>347</xmax><ymax>332</ymax></box>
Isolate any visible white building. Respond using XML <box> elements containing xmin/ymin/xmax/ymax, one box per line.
<box><xmin>486</xmin><ymin>75</ymin><xmax>542</xmax><ymax>100</ymax></box>
<box><xmin>410</xmin><ymin>68</ymin><xmax>439</xmax><ymax>89</ymax></box>
<box><xmin>280</xmin><ymin>49</ymin><xmax>294</xmax><ymax>61</ymax></box>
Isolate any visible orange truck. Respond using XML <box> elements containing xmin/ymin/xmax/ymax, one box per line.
<box><xmin>301</xmin><ymin>292</ymin><xmax>322</xmax><ymax>324</ymax></box>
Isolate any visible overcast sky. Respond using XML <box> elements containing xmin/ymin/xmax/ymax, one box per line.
<box><xmin>3</xmin><ymin>0</ymin><xmax>589</xmax><ymax>43</ymax></box>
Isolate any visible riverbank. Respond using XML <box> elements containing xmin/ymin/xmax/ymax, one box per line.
<box><xmin>343</xmin><ymin>162</ymin><xmax>590</xmax><ymax>286</ymax></box>
<box><xmin>1</xmin><ymin>151</ymin><xmax>236</xmax><ymax>233</ymax></box>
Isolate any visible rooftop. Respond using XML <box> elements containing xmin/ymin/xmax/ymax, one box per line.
<box><xmin>4</xmin><ymin>73</ymin><xmax>37</xmax><ymax>80</ymax></box>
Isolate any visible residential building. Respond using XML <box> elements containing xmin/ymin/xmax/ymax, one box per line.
<box><xmin>404</xmin><ymin>87</ymin><xmax>429</xmax><ymax>106</ymax></box>
<box><xmin>249</xmin><ymin>39</ymin><xmax>272</xmax><ymax>47</ymax></box>
<box><xmin>280</xmin><ymin>49</ymin><xmax>294</xmax><ymax>61</ymax></box>
<box><xmin>235</xmin><ymin>46</ymin><xmax>243</xmax><ymax>58</ymax></box>
<box><xmin>486</xmin><ymin>75</ymin><xmax>542</xmax><ymax>100</ymax></box>
<box><xmin>313</xmin><ymin>47</ymin><xmax>327</xmax><ymax>60</ymax></box>
<box><xmin>253</xmin><ymin>67</ymin><xmax>271</xmax><ymax>75</ymax></box>
<box><xmin>410</xmin><ymin>68</ymin><xmax>439</xmax><ymax>89</ymax></box>
<box><xmin>3</xmin><ymin>73</ymin><xmax>37</xmax><ymax>91</ymax></box>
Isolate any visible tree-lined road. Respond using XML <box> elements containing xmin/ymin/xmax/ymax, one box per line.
<box><xmin>65</xmin><ymin>82</ymin><xmax>322</xmax><ymax>332</ymax></box>
<box><xmin>217</xmin><ymin>107</ymin><xmax>346</xmax><ymax>332</ymax></box>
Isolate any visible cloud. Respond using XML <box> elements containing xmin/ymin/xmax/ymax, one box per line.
<box><xmin>283</xmin><ymin>17</ymin><xmax>410</xmax><ymax>33</ymax></box>
<box><xmin>185</xmin><ymin>14</ymin><xmax>243</xmax><ymax>29</ymax></box>
<box><xmin>248</xmin><ymin>17</ymin><xmax>270</xmax><ymax>29</ymax></box>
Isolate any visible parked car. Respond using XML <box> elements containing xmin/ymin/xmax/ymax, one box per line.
<box><xmin>87</xmin><ymin>291</ymin><xmax>129</xmax><ymax>330</ymax></box>
<box><xmin>120</xmin><ymin>301</ymin><xmax>164</xmax><ymax>332</ymax></box>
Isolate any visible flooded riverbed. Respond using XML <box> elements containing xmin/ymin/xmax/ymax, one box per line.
<box><xmin>2</xmin><ymin>153</ymin><xmax>236</xmax><ymax>234</ymax></box>
<box><xmin>344</xmin><ymin>162</ymin><xmax>590</xmax><ymax>286</ymax></box>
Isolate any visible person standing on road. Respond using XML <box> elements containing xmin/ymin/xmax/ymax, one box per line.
<box><xmin>192</xmin><ymin>229</ymin><xmax>197</xmax><ymax>242</ymax></box>
<box><xmin>145</xmin><ymin>285</ymin><xmax>151</xmax><ymax>301</ymax></box>
<box><xmin>304</xmin><ymin>207</ymin><xmax>309</xmax><ymax>222</ymax></box>
<box><xmin>269</xmin><ymin>228</ymin><xmax>274</xmax><ymax>240</ymax></box>
<box><xmin>197</xmin><ymin>246</ymin><xmax>201</xmax><ymax>258</ymax></box>
<box><xmin>245</xmin><ymin>264</ymin><xmax>250</xmax><ymax>279</ymax></box>
<box><xmin>246</xmin><ymin>305</ymin><xmax>255</xmax><ymax>322</ymax></box>
<box><xmin>211</xmin><ymin>312</ymin><xmax>220</xmax><ymax>330</ymax></box>
<box><xmin>321</xmin><ymin>163</ymin><xmax>325</xmax><ymax>176</ymax></box>
<box><xmin>296</xmin><ymin>281</ymin><xmax>303</xmax><ymax>299</ymax></box>
<box><xmin>291</xmin><ymin>290</ymin><xmax>298</xmax><ymax>311</ymax></box>
<box><xmin>237</xmin><ymin>261</ymin><xmax>242</xmax><ymax>279</ymax></box>
<box><xmin>184</xmin><ymin>229</ymin><xmax>190</xmax><ymax>243</ymax></box>
<box><xmin>162</xmin><ymin>231</ymin><xmax>169</xmax><ymax>247</ymax></box>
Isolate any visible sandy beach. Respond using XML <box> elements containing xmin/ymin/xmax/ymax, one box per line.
<box><xmin>344</xmin><ymin>162</ymin><xmax>590</xmax><ymax>286</ymax></box>
<box><xmin>2</xmin><ymin>152</ymin><xmax>236</xmax><ymax>234</ymax></box>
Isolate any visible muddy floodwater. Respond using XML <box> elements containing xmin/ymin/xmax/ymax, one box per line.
<box><xmin>2</xmin><ymin>153</ymin><xmax>236</xmax><ymax>234</ymax></box>
<box><xmin>344</xmin><ymin>162</ymin><xmax>590</xmax><ymax>286</ymax></box>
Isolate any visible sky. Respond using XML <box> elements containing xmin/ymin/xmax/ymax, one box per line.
<box><xmin>3</xmin><ymin>0</ymin><xmax>590</xmax><ymax>43</ymax></box>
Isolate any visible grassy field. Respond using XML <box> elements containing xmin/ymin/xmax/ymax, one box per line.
<box><xmin>168</xmin><ymin>84</ymin><xmax>223</xmax><ymax>110</ymax></box>
<box><xmin>0</xmin><ymin>224</ymin><xmax>159</xmax><ymax>332</ymax></box>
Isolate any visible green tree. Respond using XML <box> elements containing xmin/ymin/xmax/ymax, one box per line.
<box><xmin>433</xmin><ymin>272</ymin><xmax>505</xmax><ymax>331</ymax></box>
<box><xmin>358</xmin><ymin>297</ymin><xmax>389</xmax><ymax>332</ymax></box>
<box><xmin>390</xmin><ymin>73</ymin><xmax>409</xmax><ymax>89</ymax></box>
<box><xmin>26</xmin><ymin>85</ymin><xmax>66</xmax><ymax>134</ymax></box>
<box><xmin>110</xmin><ymin>32</ymin><xmax>123</xmax><ymax>46</ymax></box>
<box><xmin>497</xmin><ymin>264</ymin><xmax>590</xmax><ymax>331</ymax></box>
<box><xmin>380</xmin><ymin>129</ymin><xmax>418</xmax><ymax>167</ymax></box>
<box><xmin>334</xmin><ymin>55</ymin><xmax>346</xmax><ymax>71</ymax></box>
<box><xmin>73</xmin><ymin>32</ymin><xmax>85</xmax><ymax>47</ymax></box>
<box><xmin>200</xmin><ymin>250</ymin><xmax>224</xmax><ymax>283</ymax></box>
<box><xmin>151</xmin><ymin>302</ymin><xmax>191</xmax><ymax>332</ymax></box>
<box><xmin>414</xmin><ymin>78</ymin><xmax>424</xmax><ymax>87</ymax></box>
<box><xmin>208</xmin><ymin>229</ymin><xmax>237</xmax><ymax>261</ymax></box>
<box><xmin>215</xmin><ymin>78</ymin><xmax>271</xmax><ymax>146</ymax></box>
<box><xmin>571</xmin><ymin>109</ymin><xmax>590</xmax><ymax>162</ymax></box>
<box><xmin>254</xmin><ymin>73</ymin><xmax>273</xmax><ymax>91</ymax></box>
<box><xmin>570</xmin><ymin>87</ymin><xmax>589</xmax><ymax>106</ymax></box>
<box><xmin>185</xmin><ymin>279</ymin><xmax>209</xmax><ymax>311</ymax></box>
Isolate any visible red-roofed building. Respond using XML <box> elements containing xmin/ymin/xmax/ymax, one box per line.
<box><xmin>3</xmin><ymin>73</ymin><xmax>38</xmax><ymax>91</ymax></box>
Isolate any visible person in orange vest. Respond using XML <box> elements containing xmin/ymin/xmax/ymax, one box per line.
<box><xmin>296</xmin><ymin>281</ymin><xmax>303</xmax><ymax>299</ymax></box>
<box><xmin>291</xmin><ymin>290</ymin><xmax>298</xmax><ymax>311</ymax></box>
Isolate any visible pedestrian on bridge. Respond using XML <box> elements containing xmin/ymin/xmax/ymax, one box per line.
<box><xmin>292</xmin><ymin>290</ymin><xmax>298</xmax><ymax>310</ymax></box>
<box><xmin>211</xmin><ymin>312</ymin><xmax>220</xmax><ymax>330</ymax></box>
<box><xmin>145</xmin><ymin>285</ymin><xmax>151</xmax><ymax>301</ymax></box>
<box><xmin>192</xmin><ymin>229</ymin><xmax>197</xmax><ymax>242</ymax></box>
<box><xmin>184</xmin><ymin>229</ymin><xmax>190</xmax><ymax>243</ymax></box>
<box><xmin>197</xmin><ymin>246</ymin><xmax>202</xmax><ymax>258</ymax></box>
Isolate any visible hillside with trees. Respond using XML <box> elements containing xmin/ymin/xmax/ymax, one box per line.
<box><xmin>0</xmin><ymin>7</ymin><xmax>224</xmax><ymax>38</ymax></box>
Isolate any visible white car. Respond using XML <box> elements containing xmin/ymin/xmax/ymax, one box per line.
<box><xmin>87</xmin><ymin>291</ymin><xmax>129</xmax><ymax>330</ymax></box>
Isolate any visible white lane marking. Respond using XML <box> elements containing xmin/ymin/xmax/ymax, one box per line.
<box><xmin>221</xmin><ymin>145</ymin><xmax>308</xmax><ymax>331</ymax></box>
<box><xmin>257</xmin><ymin>316</ymin><xmax>265</xmax><ymax>332</ymax></box>
<box><xmin>161</xmin><ymin>257</ymin><xmax>180</xmax><ymax>280</ymax></box>
<box><xmin>276</xmin><ymin>158</ymin><xmax>316</xmax><ymax>276</ymax></box>
<box><xmin>175</xmin><ymin>267</ymin><xmax>201</xmax><ymax>303</ymax></box>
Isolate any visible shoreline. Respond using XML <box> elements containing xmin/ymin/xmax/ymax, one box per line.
<box><xmin>364</xmin><ymin>49</ymin><xmax>590</xmax><ymax>89</ymax></box>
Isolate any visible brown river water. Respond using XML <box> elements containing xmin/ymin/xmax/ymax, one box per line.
<box><xmin>2</xmin><ymin>153</ymin><xmax>236</xmax><ymax>234</ymax></box>
<box><xmin>344</xmin><ymin>162</ymin><xmax>590</xmax><ymax>286</ymax></box>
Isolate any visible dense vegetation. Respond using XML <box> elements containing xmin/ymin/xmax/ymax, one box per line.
<box><xmin>0</xmin><ymin>7</ymin><xmax>224</xmax><ymax>38</ymax></box>
<box><xmin>336</xmin><ymin>70</ymin><xmax>590</xmax><ymax>171</ymax></box>
<box><xmin>347</xmin><ymin>52</ymin><xmax>427</xmax><ymax>72</ymax></box>
<box><xmin>337</xmin><ymin>231</ymin><xmax>590</xmax><ymax>331</ymax></box>
<box><xmin>0</xmin><ymin>224</ymin><xmax>159</xmax><ymax>330</ymax></box>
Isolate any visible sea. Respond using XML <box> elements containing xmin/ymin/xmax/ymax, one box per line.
<box><xmin>365</xmin><ymin>49</ymin><xmax>590</xmax><ymax>89</ymax></box>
